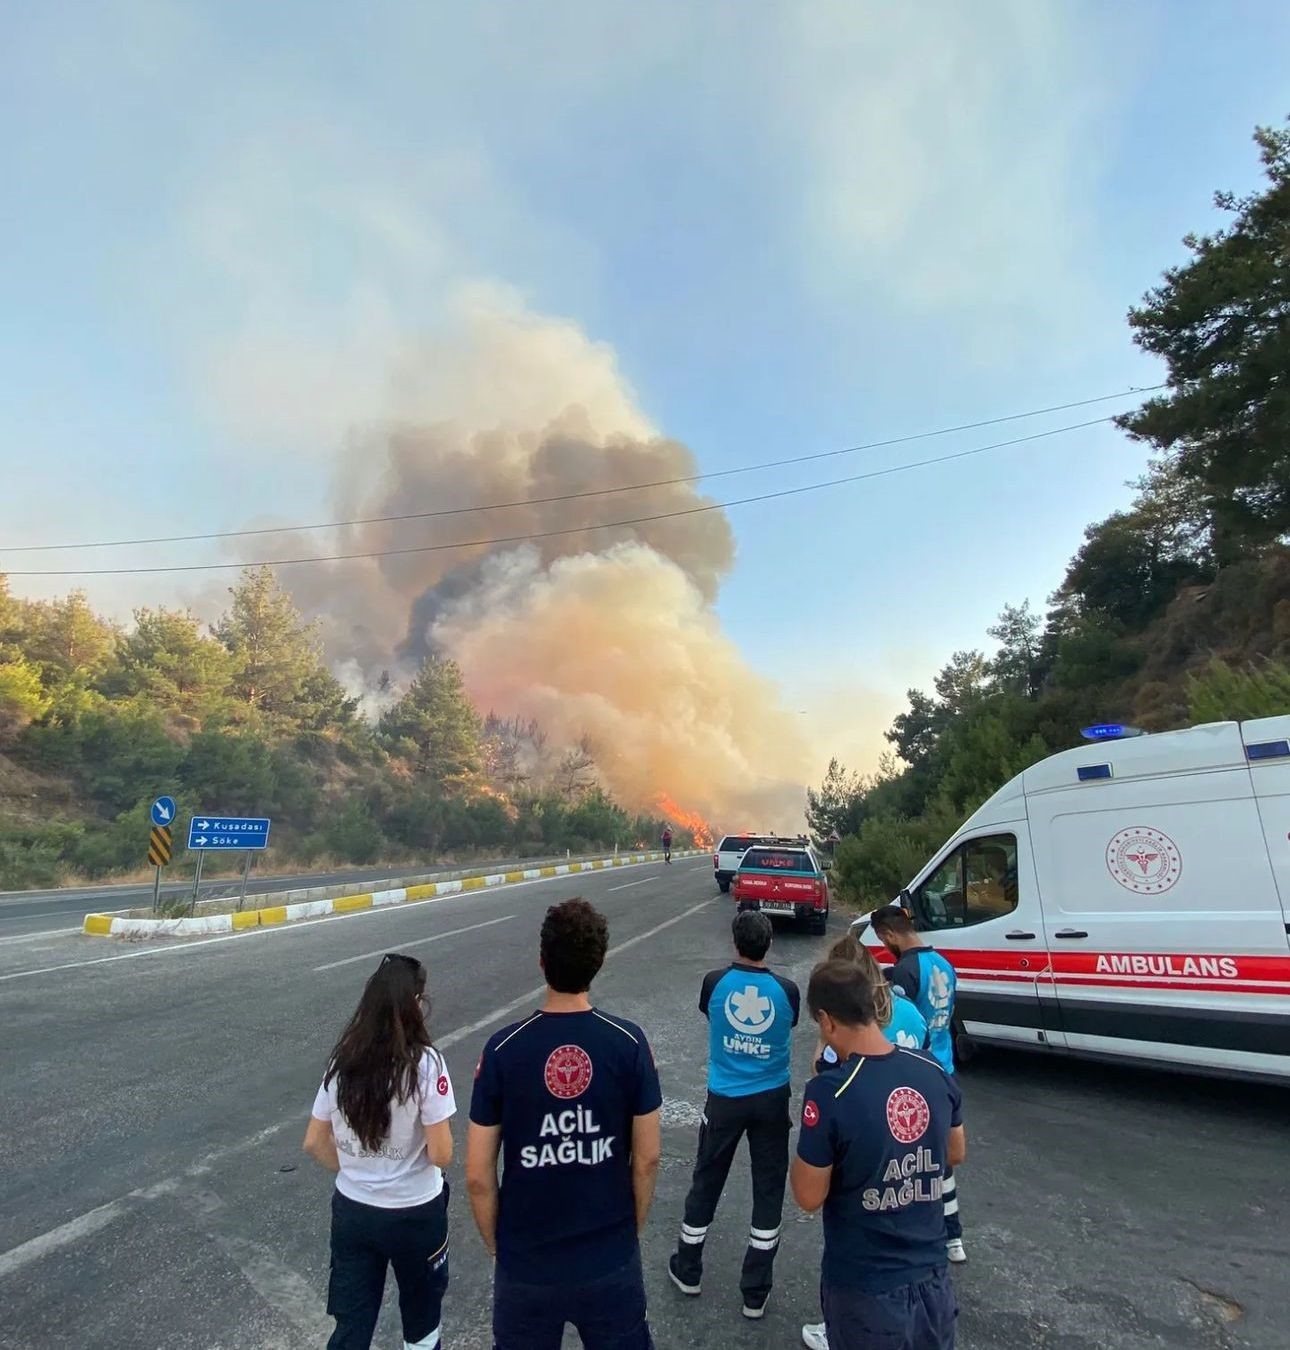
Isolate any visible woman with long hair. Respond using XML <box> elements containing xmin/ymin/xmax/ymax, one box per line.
<box><xmin>813</xmin><ymin>932</ymin><xmax>929</xmax><ymax>1070</ymax></box>
<box><xmin>304</xmin><ymin>952</ymin><xmax>455</xmax><ymax>1350</ymax></box>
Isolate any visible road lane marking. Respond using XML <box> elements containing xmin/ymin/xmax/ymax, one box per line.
<box><xmin>0</xmin><ymin>927</ymin><xmax>81</xmax><ymax>947</ymax></box>
<box><xmin>0</xmin><ymin>863</ymin><xmax>704</xmax><ymax>983</ymax></box>
<box><xmin>312</xmin><ymin>915</ymin><xmax>516</xmax><ymax>971</ymax></box>
<box><xmin>608</xmin><ymin>878</ymin><xmax>655</xmax><ymax>891</ymax></box>
<box><xmin>437</xmin><ymin>899</ymin><xmax>714</xmax><ymax>1048</ymax></box>
<box><xmin>0</xmin><ymin>893</ymin><xmax>714</xmax><ymax>1277</ymax></box>
<box><xmin>0</xmin><ymin>1121</ymin><xmax>293</xmax><ymax>1279</ymax></box>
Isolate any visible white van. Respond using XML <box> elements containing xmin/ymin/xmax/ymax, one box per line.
<box><xmin>854</xmin><ymin>717</ymin><xmax>1290</xmax><ymax>1082</ymax></box>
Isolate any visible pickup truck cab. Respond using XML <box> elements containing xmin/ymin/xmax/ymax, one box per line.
<box><xmin>734</xmin><ymin>842</ymin><xmax>830</xmax><ymax>935</ymax></box>
<box><xmin>713</xmin><ymin>833</ymin><xmax>776</xmax><ymax>893</ymax></box>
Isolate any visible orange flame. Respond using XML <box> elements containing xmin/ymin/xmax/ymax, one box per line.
<box><xmin>655</xmin><ymin>791</ymin><xmax>715</xmax><ymax>850</ymax></box>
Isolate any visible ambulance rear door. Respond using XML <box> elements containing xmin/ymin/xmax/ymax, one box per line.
<box><xmin>1242</xmin><ymin>715</ymin><xmax>1290</xmax><ymax>936</ymax></box>
<box><xmin>1027</xmin><ymin>722</ymin><xmax>1290</xmax><ymax>1080</ymax></box>
<box><xmin>902</xmin><ymin>777</ymin><xmax>1065</xmax><ymax>1051</ymax></box>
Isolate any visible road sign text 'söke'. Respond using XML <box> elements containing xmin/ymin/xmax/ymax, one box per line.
<box><xmin>187</xmin><ymin>816</ymin><xmax>271</xmax><ymax>851</ymax></box>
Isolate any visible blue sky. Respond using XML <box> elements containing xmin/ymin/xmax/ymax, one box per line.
<box><xmin>2</xmin><ymin>1</ymin><xmax>1288</xmax><ymax>772</ymax></box>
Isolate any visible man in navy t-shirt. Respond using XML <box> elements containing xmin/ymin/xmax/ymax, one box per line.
<box><xmin>792</xmin><ymin>959</ymin><xmax>965</xmax><ymax>1350</ymax></box>
<box><xmin>466</xmin><ymin>898</ymin><xmax>663</xmax><ymax>1350</ymax></box>
<box><xmin>668</xmin><ymin>911</ymin><xmax>799</xmax><ymax>1319</ymax></box>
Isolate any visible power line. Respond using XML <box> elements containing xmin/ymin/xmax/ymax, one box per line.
<box><xmin>2</xmin><ymin>415</ymin><xmax>1114</xmax><ymax>577</ymax></box>
<box><xmin>0</xmin><ymin>385</ymin><xmax>1160</xmax><ymax>554</ymax></box>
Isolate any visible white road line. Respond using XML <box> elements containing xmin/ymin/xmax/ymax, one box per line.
<box><xmin>0</xmin><ymin>894</ymin><xmax>715</xmax><ymax>1278</ymax></box>
<box><xmin>0</xmin><ymin>862</ymin><xmax>703</xmax><ymax>984</ymax></box>
<box><xmin>0</xmin><ymin>1121</ymin><xmax>292</xmax><ymax>1279</ymax></box>
<box><xmin>608</xmin><ymin>878</ymin><xmax>655</xmax><ymax>891</ymax></box>
<box><xmin>0</xmin><ymin>927</ymin><xmax>81</xmax><ymax>947</ymax></box>
<box><xmin>312</xmin><ymin>915</ymin><xmax>516</xmax><ymax>972</ymax></box>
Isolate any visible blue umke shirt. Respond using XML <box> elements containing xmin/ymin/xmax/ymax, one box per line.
<box><xmin>886</xmin><ymin>947</ymin><xmax>958</xmax><ymax>1073</ymax></box>
<box><xmin>700</xmin><ymin>962</ymin><xmax>800</xmax><ymax>1097</ymax></box>
<box><xmin>820</xmin><ymin>987</ymin><xmax>928</xmax><ymax>1071</ymax></box>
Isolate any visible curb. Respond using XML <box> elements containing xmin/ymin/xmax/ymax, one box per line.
<box><xmin>82</xmin><ymin>851</ymin><xmax>699</xmax><ymax>939</ymax></box>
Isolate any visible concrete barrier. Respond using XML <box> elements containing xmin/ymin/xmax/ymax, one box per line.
<box><xmin>82</xmin><ymin>850</ymin><xmax>700</xmax><ymax>938</ymax></box>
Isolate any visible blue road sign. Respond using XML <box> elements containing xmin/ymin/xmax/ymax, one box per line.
<box><xmin>150</xmin><ymin>796</ymin><xmax>177</xmax><ymax>827</ymax></box>
<box><xmin>187</xmin><ymin>815</ymin><xmax>272</xmax><ymax>851</ymax></box>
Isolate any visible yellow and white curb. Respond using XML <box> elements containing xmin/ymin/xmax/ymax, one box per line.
<box><xmin>82</xmin><ymin>850</ymin><xmax>698</xmax><ymax>939</ymax></box>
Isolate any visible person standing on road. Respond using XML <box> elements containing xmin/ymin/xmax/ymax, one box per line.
<box><xmin>801</xmin><ymin>933</ymin><xmax>932</xmax><ymax>1350</ymax></box>
<box><xmin>466</xmin><ymin>898</ymin><xmax>663</xmax><ymax>1350</ymax></box>
<box><xmin>669</xmin><ymin>910</ymin><xmax>800</xmax><ymax>1320</ymax></box>
<box><xmin>869</xmin><ymin>905</ymin><xmax>965</xmax><ymax>1265</ymax></box>
<box><xmin>304</xmin><ymin>952</ymin><xmax>456</xmax><ymax>1350</ymax></box>
<box><xmin>662</xmin><ymin>825</ymin><xmax>674</xmax><ymax>863</ymax></box>
<box><xmin>793</xmin><ymin>959</ymin><xmax>965</xmax><ymax>1350</ymax></box>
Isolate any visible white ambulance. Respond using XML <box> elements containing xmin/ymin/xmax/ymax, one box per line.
<box><xmin>854</xmin><ymin>717</ymin><xmax>1290</xmax><ymax>1082</ymax></box>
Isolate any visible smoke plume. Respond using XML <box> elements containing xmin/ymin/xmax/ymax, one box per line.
<box><xmin>272</xmin><ymin>291</ymin><xmax>812</xmax><ymax>826</ymax></box>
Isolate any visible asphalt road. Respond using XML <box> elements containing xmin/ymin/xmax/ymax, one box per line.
<box><xmin>0</xmin><ymin>859</ymin><xmax>1286</xmax><ymax>1349</ymax></box>
<box><xmin>0</xmin><ymin>854</ymin><xmax>614</xmax><ymax>938</ymax></box>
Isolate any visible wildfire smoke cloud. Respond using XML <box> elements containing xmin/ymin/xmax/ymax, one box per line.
<box><xmin>275</xmin><ymin>292</ymin><xmax>812</xmax><ymax>826</ymax></box>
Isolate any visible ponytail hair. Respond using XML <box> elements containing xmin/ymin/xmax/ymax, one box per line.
<box><xmin>823</xmin><ymin>930</ymin><xmax>893</xmax><ymax>1027</ymax></box>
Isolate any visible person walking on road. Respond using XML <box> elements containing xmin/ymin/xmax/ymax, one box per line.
<box><xmin>304</xmin><ymin>952</ymin><xmax>456</xmax><ymax>1350</ymax></box>
<box><xmin>662</xmin><ymin>825</ymin><xmax>674</xmax><ymax>863</ymax></box>
<box><xmin>870</xmin><ymin>905</ymin><xmax>966</xmax><ymax>1265</ymax></box>
<box><xmin>669</xmin><ymin>910</ymin><xmax>800</xmax><ymax>1320</ymax></box>
<box><xmin>793</xmin><ymin>959</ymin><xmax>965</xmax><ymax>1350</ymax></box>
<box><xmin>466</xmin><ymin>898</ymin><xmax>663</xmax><ymax>1350</ymax></box>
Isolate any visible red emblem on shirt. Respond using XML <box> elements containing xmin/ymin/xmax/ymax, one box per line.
<box><xmin>803</xmin><ymin>1100</ymin><xmax>820</xmax><ymax>1128</ymax></box>
<box><xmin>544</xmin><ymin>1044</ymin><xmax>593</xmax><ymax>1100</ymax></box>
<box><xmin>886</xmin><ymin>1086</ymin><xmax>931</xmax><ymax>1144</ymax></box>
<box><xmin>436</xmin><ymin>1075</ymin><xmax>450</xmax><ymax>1097</ymax></box>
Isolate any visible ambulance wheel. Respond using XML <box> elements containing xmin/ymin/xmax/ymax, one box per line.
<box><xmin>718</xmin><ymin>878</ymin><xmax>731</xmax><ymax>893</ymax></box>
<box><xmin>952</xmin><ymin>1014</ymin><xmax>979</xmax><ymax>1067</ymax></box>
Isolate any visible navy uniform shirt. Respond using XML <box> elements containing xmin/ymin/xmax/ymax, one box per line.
<box><xmin>797</xmin><ymin>1047</ymin><xmax>962</xmax><ymax>1293</ymax></box>
<box><xmin>470</xmin><ymin>1008</ymin><xmax>662</xmax><ymax>1284</ymax></box>
<box><xmin>699</xmin><ymin>962</ymin><xmax>800</xmax><ymax>1097</ymax></box>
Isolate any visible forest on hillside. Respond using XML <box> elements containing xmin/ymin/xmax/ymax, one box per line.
<box><xmin>811</xmin><ymin>123</ymin><xmax>1290</xmax><ymax>907</ymax></box>
<box><xmin>0</xmin><ymin>565</ymin><xmax>684</xmax><ymax>889</ymax></box>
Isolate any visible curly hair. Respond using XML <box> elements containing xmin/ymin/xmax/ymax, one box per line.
<box><xmin>541</xmin><ymin>897</ymin><xmax>609</xmax><ymax>993</ymax></box>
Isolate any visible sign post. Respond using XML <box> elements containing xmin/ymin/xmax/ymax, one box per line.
<box><xmin>149</xmin><ymin>797</ymin><xmax>177</xmax><ymax>915</ymax></box>
<box><xmin>186</xmin><ymin>814</ymin><xmax>272</xmax><ymax>916</ymax></box>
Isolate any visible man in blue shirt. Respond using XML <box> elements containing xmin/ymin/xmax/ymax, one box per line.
<box><xmin>668</xmin><ymin>911</ymin><xmax>800</xmax><ymax>1320</ymax></box>
<box><xmin>871</xmin><ymin>904</ymin><xmax>966</xmax><ymax>1265</ymax></box>
<box><xmin>792</xmin><ymin>959</ymin><xmax>965</xmax><ymax>1350</ymax></box>
<box><xmin>466</xmin><ymin>898</ymin><xmax>663</xmax><ymax>1349</ymax></box>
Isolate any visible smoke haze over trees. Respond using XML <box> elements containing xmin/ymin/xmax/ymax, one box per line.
<box><xmin>818</xmin><ymin>122</ymin><xmax>1290</xmax><ymax>908</ymax></box>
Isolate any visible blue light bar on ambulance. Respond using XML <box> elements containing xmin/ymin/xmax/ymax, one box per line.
<box><xmin>1246</xmin><ymin>739</ymin><xmax>1290</xmax><ymax>761</ymax></box>
<box><xmin>1077</xmin><ymin>763</ymin><xmax>1113</xmax><ymax>781</ymax></box>
<box><xmin>1079</xmin><ymin>723</ymin><xmax>1145</xmax><ymax>742</ymax></box>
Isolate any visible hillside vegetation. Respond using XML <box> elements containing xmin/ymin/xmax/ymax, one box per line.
<box><xmin>0</xmin><ymin>567</ymin><xmax>683</xmax><ymax>889</ymax></box>
<box><xmin>811</xmin><ymin>123</ymin><xmax>1290</xmax><ymax>908</ymax></box>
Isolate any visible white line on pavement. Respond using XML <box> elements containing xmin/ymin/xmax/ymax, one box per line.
<box><xmin>0</xmin><ymin>927</ymin><xmax>81</xmax><ymax>947</ymax></box>
<box><xmin>0</xmin><ymin>862</ymin><xmax>703</xmax><ymax>984</ymax></box>
<box><xmin>0</xmin><ymin>1121</ymin><xmax>293</xmax><ymax>1279</ymax></box>
<box><xmin>312</xmin><ymin>915</ymin><xmax>516</xmax><ymax>972</ymax></box>
<box><xmin>607</xmin><ymin>878</ymin><xmax>655</xmax><ymax>891</ymax></box>
<box><xmin>0</xmin><ymin>896</ymin><xmax>715</xmax><ymax>1278</ymax></box>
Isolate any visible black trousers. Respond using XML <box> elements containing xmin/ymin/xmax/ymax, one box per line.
<box><xmin>327</xmin><ymin>1186</ymin><xmax>450</xmax><ymax>1350</ymax></box>
<box><xmin>674</xmin><ymin>1085</ymin><xmax>791</xmax><ymax>1302</ymax></box>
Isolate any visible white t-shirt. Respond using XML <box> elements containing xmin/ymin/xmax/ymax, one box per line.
<box><xmin>311</xmin><ymin>1049</ymin><xmax>456</xmax><ymax>1209</ymax></box>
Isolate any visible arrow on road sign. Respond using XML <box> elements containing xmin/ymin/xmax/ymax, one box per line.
<box><xmin>194</xmin><ymin>835</ymin><xmax>208</xmax><ymax>846</ymax></box>
<box><xmin>196</xmin><ymin>819</ymin><xmax>210</xmax><ymax>829</ymax></box>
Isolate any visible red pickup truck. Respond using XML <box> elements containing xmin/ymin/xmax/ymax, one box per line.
<box><xmin>733</xmin><ymin>843</ymin><xmax>830</xmax><ymax>936</ymax></box>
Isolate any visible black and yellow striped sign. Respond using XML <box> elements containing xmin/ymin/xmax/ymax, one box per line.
<box><xmin>148</xmin><ymin>825</ymin><xmax>172</xmax><ymax>867</ymax></box>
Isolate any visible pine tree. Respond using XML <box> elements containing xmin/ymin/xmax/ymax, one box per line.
<box><xmin>378</xmin><ymin>656</ymin><xmax>482</xmax><ymax>791</ymax></box>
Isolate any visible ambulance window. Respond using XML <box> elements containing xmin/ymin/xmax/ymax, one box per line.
<box><xmin>914</xmin><ymin>834</ymin><xmax>1019</xmax><ymax>930</ymax></box>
